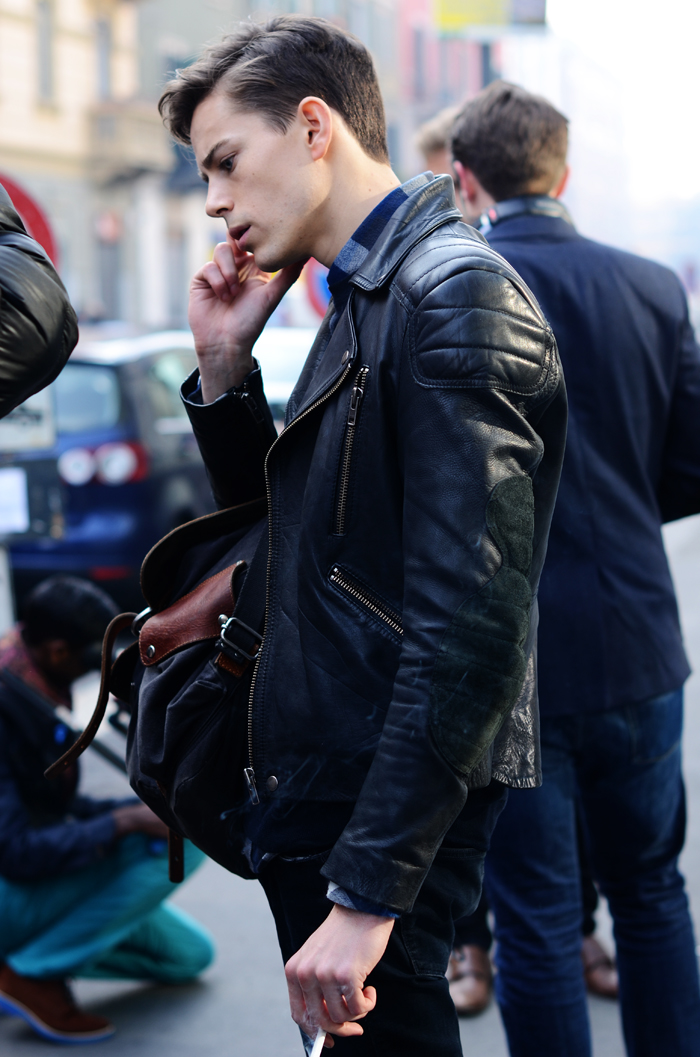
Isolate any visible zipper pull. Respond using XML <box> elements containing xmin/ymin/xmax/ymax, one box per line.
<box><xmin>348</xmin><ymin>379</ymin><xmax>366</xmax><ymax>426</ymax></box>
<box><xmin>241</xmin><ymin>388</ymin><xmax>265</xmax><ymax>425</ymax></box>
<box><xmin>244</xmin><ymin>766</ymin><xmax>260</xmax><ymax>805</ymax></box>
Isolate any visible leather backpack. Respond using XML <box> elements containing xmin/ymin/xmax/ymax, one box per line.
<box><xmin>46</xmin><ymin>497</ymin><xmax>269</xmax><ymax>882</ymax></box>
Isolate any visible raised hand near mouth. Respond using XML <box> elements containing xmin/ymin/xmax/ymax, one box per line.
<box><xmin>188</xmin><ymin>232</ymin><xmax>306</xmax><ymax>403</ymax></box>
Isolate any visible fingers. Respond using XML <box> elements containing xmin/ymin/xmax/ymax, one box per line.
<box><xmin>286</xmin><ymin>970</ymin><xmax>373</xmax><ymax>1042</ymax></box>
<box><xmin>191</xmin><ymin>241</ymin><xmax>241</xmax><ymax>303</ymax></box>
<box><xmin>342</xmin><ymin>984</ymin><xmax>376</xmax><ymax>1020</ymax></box>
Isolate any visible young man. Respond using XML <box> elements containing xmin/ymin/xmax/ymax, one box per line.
<box><xmin>0</xmin><ymin>577</ymin><xmax>213</xmax><ymax>1044</ymax></box>
<box><xmin>451</xmin><ymin>81</ymin><xmax>700</xmax><ymax>1057</ymax></box>
<box><xmin>161</xmin><ymin>19</ymin><xmax>566</xmax><ymax>1053</ymax></box>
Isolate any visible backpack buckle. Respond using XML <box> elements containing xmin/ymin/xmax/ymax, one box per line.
<box><xmin>217</xmin><ymin>615</ymin><xmax>261</xmax><ymax>665</ymax></box>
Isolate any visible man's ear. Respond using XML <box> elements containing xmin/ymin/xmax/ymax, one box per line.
<box><xmin>552</xmin><ymin>165</ymin><xmax>570</xmax><ymax>199</ymax></box>
<box><xmin>452</xmin><ymin>160</ymin><xmax>481</xmax><ymax>206</ymax></box>
<box><xmin>297</xmin><ymin>96</ymin><xmax>333</xmax><ymax>162</ymax></box>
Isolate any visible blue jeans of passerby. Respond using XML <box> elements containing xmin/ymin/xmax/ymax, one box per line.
<box><xmin>0</xmin><ymin>834</ymin><xmax>213</xmax><ymax>981</ymax></box>
<box><xmin>484</xmin><ymin>688</ymin><xmax>700</xmax><ymax>1057</ymax></box>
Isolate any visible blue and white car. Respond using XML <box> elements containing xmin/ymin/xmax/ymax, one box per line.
<box><xmin>7</xmin><ymin>327</ymin><xmax>315</xmax><ymax>610</ymax></box>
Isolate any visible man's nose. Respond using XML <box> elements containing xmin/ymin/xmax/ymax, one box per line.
<box><xmin>205</xmin><ymin>182</ymin><xmax>232</xmax><ymax>219</ymax></box>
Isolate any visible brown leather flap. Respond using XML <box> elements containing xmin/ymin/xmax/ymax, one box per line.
<box><xmin>139</xmin><ymin>562</ymin><xmax>244</xmax><ymax>666</ymax></box>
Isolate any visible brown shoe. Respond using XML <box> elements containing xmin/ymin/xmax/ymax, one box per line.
<box><xmin>0</xmin><ymin>964</ymin><xmax>115</xmax><ymax>1043</ymax></box>
<box><xmin>582</xmin><ymin>934</ymin><xmax>619</xmax><ymax>1000</ymax></box>
<box><xmin>448</xmin><ymin>944</ymin><xmax>493</xmax><ymax>1016</ymax></box>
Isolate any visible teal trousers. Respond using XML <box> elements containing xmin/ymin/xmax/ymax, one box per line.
<box><xmin>0</xmin><ymin>834</ymin><xmax>214</xmax><ymax>982</ymax></box>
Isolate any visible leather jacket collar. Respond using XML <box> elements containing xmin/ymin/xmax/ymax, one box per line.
<box><xmin>479</xmin><ymin>195</ymin><xmax>574</xmax><ymax>236</ymax></box>
<box><xmin>351</xmin><ymin>174</ymin><xmax>466</xmax><ymax>292</ymax></box>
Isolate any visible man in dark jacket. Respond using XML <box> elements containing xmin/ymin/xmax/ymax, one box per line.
<box><xmin>0</xmin><ymin>186</ymin><xmax>77</xmax><ymax>419</ymax></box>
<box><xmin>0</xmin><ymin>577</ymin><xmax>212</xmax><ymax>1044</ymax></box>
<box><xmin>159</xmin><ymin>16</ymin><xmax>566</xmax><ymax>1054</ymax></box>
<box><xmin>452</xmin><ymin>81</ymin><xmax>700</xmax><ymax>1057</ymax></box>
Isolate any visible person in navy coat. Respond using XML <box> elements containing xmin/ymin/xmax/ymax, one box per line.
<box><xmin>451</xmin><ymin>81</ymin><xmax>700</xmax><ymax>1057</ymax></box>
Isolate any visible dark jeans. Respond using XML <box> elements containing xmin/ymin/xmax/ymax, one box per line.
<box><xmin>485</xmin><ymin>688</ymin><xmax>700</xmax><ymax>1057</ymax></box>
<box><xmin>454</xmin><ymin>807</ymin><xmax>598</xmax><ymax>950</ymax></box>
<box><xmin>259</xmin><ymin>781</ymin><xmax>507</xmax><ymax>1056</ymax></box>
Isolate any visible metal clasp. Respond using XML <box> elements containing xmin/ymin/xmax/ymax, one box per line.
<box><xmin>131</xmin><ymin>606</ymin><xmax>152</xmax><ymax>637</ymax></box>
<box><xmin>218</xmin><ymin>616</ymin><xmax>261</xmax><ymax>664</ymax></box>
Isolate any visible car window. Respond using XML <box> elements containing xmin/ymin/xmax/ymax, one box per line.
<box><xmin>54</xmin><ymin>364</ymin><xmax>121</xmax><ymax>434</ymax></box>
<box><xmin>145</xmin><ymin>351</ymin><xmax>197</xmax><ymax>433</ymax></box>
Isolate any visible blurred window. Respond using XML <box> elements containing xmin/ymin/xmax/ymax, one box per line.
<box><xmin>37</xmin><ymin>1</ymin><xmax>54</xmax><ymax>102</ymax></box>
<box><xmin>145</xmin><ymin>351</ymin><xmax>197</xmax><ymax>432</ymax></box>
<box><xmin>96</xmin><ymin>17</ymin><xmax>112</xmax><ymax>100</ymax></box>
<box><xmin>413</xmin><ymin>28</ymin><xmax>426</xmax><ymax>101</ymax></box>
<box><xmin>54</xmin><ymin>365</ymin><xmax>121</xmax><ymax>434</ymax></box>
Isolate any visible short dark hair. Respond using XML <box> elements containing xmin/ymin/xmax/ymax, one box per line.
<box><xmin>159</xmin><ymin>15</ymin><xmax>389</xmax><ymax>164</ymax></box>
<box><xmin>451</xmin><ymin>81</ymin><xmax>568</xmax><ymax>201</ymax></box>
<box><xmin>21</xmin><ymin>577</ymin><xmax>118</xmax><ymax>648</ymax></box>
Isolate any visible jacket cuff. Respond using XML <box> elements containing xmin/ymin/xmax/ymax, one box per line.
<box><xmin>180</xmin><ymin>363</ymin><xmax>276</xmax><ymax>509</ymax></box>
<box><xmin>181</xmin><ymin>362</ymin><xmax>258</xmax><ymax>407</ymax></box>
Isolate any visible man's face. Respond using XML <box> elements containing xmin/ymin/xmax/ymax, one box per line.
<box><xmin>191</xmin><ymin>90</ymin><xmax>325</xmax><ymax>272</ymax></box>
<box><xmin>32</xmin><ymin>639</ymin><xmax>91</xmax><ymax>689</ymax></box>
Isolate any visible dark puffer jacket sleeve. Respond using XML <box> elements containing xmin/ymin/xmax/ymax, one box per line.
<box><xmin>0</xmin><ymin>185</ymin><xmax>78</xmax><ymax>419</ymax></box>
<box><xmin>321</xmin><ymin>265</ymin><xmax>565</xmax><ymax>912</ymax></box>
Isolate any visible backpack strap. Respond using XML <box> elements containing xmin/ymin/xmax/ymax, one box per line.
<box><xmin>214</xmin><ymin>529</ymin><xmax>268</xmax><ymax>673</ymax></box>
<box><xmin>44</xmin><ymin>612</ymin><xmax>136</xmax><ymax>780</ymax></box>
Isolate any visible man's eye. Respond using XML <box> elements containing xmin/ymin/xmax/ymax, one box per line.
<box><xmin>221</xmin><ymin>156</ymin><xmax>235</xmax><ymax>173</ymax></box>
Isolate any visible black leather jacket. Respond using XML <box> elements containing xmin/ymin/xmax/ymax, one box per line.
<box><xmin>183</xmin><ymin>176</ymin><xmax>566</xmax><ymax>913</ymax></box>
<box><xmin>0</xmin><ymin>185</ymin><xmax>78</xmax><ymax>419</ymax></box>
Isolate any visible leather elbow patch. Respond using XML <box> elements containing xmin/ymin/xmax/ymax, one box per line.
<box><xmin>429</xmin><ymin>475</ymin><xmax>534</xmax><ymax>776</ymax></box>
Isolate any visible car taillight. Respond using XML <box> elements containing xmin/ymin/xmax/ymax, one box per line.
<box><xmin>57</xmin><ymin>442</ymin><xmax>148</xmax><ymax>486</ymax></box>
<box><xmin>95</xmin><ymin>442</ymin><xmax>148</xmax><ymax>484</ymax></box>
<box><xmin>57</xmin><ymin>447</ymin><xmax>96</xmax><ymax>486</ymax></box>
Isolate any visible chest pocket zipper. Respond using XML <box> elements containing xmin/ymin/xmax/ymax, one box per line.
<box><xmin>329</xmin><ymin>564</ymin><xmax>403</xmax><ymax>638</ymax></box>
<box><xmin>334</xmin><ymin>366</ymin><xmax>370</xmax><ymax>536</ymax></box>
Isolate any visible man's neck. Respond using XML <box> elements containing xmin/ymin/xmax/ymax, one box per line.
<box><xmin>311</xmin><ymin>161</ymin><xmax>401</xmax><ymax>268</ymax></box>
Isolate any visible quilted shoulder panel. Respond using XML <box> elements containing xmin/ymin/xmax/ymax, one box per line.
<box><xmin>396</xmin><ymin>232</ymin><xmax>554</xmax><ymax>395</ymax></box>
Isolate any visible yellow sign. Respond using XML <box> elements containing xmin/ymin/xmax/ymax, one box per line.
<box><xmin>435</xmin><ymin>0</ymin><xmax>509</xmax><ymax>32</ymax></box>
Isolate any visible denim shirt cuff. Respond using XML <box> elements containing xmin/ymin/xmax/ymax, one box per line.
<box><xmin>326</xmin><ymin>881</ymin><xmax>399</xmax><ymax>919</ymax></box>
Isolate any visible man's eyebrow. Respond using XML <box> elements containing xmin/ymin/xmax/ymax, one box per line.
<box><xmin>200</xmin><ymin>139</ymin><xmax>230</xmax><ymax>173</ymax></box>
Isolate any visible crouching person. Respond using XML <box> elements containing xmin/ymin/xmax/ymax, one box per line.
<box><xmin>0</xmin><ymin>577</ymin><xmax>213</xmax><ymax>1043</ymax></box>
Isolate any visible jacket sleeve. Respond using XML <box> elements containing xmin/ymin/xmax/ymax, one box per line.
<box><xmin>0</xmin><ymin>185</ymin><xmax>78</xmax><ymax>419</ymax></box>
<box><xmin>657</xmin><ymin>293</ymin><xmax>700</xmax><ymax>522</ymax></box>
<box><xmin>321</xmin><ymin>266</ymin><xmax>565</xmax><ymax>913</ymax></box>
<box><xmin>181</xmin><ymin>363</ymin><xmax>276</xmax><ymax>509</ymax></box>
<box><xmin>0</xmin><ymin>725</ymin><xmax>117</xmax><ymax>882</ymax></box>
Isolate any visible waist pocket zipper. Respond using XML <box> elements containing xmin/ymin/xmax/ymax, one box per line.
<box><xmin>329</xmin><ymin>565</ymin><xmax>403</xmax><ymax>638</ymax></box>
<box><xmin>334</xmin><ymin>366</ymin><xmax>369</xmax><ymax>535</ymax></box>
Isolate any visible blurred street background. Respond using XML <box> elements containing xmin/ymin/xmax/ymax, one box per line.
<box><xmin>0</xmin><ymin>0</ymin><xmax>698</xmax><ymax>336</ymax></box>
<box><xmin>1</xmin><ymin>0</ymin><xmax>700</xmax><ymax>1053</ymax></box>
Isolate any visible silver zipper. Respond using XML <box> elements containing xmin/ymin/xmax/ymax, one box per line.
<box><xmin>244</xmin><ymin>357</ymin><xmax>355</xmax><ymax>802</ymax></box>
<box><xmin>334</xmin><ymin>366</ymin><xmax>369</xmax><ymax>535</ymax></box>
<box><xmin>329</xmin><ymin>565</ymin><xmax>403</xmax><ymax>637</ymax></box>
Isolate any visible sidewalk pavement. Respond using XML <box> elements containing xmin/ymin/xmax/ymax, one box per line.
<box><xmin>2</xmin><ymin>514</ymin><xmax>700</xmax><ymax>1055</ymax></box>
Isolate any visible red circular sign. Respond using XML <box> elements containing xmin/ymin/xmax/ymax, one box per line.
<box><xmin>0</xmin><ymin>173</ymin><xmax>59</xmax><ymax>265</ymax></box>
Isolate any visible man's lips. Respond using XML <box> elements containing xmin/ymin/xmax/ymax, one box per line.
<box><xmin>229</xmin><ymin>224</ymin><xmax>251</xmax><ymax>248</ymax></box>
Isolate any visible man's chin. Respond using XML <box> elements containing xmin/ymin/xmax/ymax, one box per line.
<box><xmin>254</xmin><ymin>245</ymin><xmax>308</xmax><ymax>274</ymax></box>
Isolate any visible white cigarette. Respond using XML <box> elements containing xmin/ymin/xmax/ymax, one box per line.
<box><xmin>310</xmin><ymin>1028</ymin><xmax>326</xmax><ymax>1057</ymax></box>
